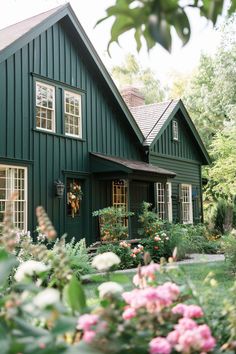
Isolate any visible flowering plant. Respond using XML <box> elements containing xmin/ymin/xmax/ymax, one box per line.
<box><xmin>76</xmin><ymin>262</ymin><xmax>216</xmax><ymax>354</ymax></box>
<box><xmin>67</xmin><ymin>181</ymin><xmax>83</xmax><ymax>217</ymax></box>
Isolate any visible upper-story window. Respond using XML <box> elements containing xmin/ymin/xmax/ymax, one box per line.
<box><xmin>36</xmin><ymin>82</ymin><xmax>55</xmax><ymax>132</ymax></box>
<box><xmin>172</xmin><ymin>120</ymin><xmax>179</xmax><ymax>141</ymax></box>
<box><xmin>64</xmin><ymin>91</ymin><xmax>82</xmax><ymax>138</ymax></box>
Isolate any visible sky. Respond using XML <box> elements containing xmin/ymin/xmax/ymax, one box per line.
<box><xmin>0</xmin><ymin>0</ymin><xmax>224</xmax><ymax>86</ymax></box>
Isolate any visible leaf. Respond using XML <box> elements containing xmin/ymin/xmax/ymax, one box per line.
<box><xmin>148</xmin><ymin>17</ymin><xmax>172</xmax><ymax>51</ymax></box>
<box><xmin>68</xmin><ymin>342</ymin><xmax>102</xmax><ymax>354</ymax></box>
<box><xmin>13</xmin><ymin>317</ymin><xmax>49</xmax><ymax>337</ymax></box>
<box><xmin>0</xmin><ymin>248</ymin><xmax>18</xmax><ymax>286</ymax></box>
<box><xmin>64</xmin><ymin>275</ymin><xmax>86</xmax><ymax>313</ymax></box>
<box><xmin>51</xmin><ymin>316</ymin><xmax>77</xmax><ymax>335</ymax></box>
<box><xmin>134</xmin><ymin>28</ymin><xmax>142</xmax><ymax>52</ymax></box>
<box><xmin>0</xmin><ymin>322</ymin><xmax>10</xmax><ymax>354</ymax></box>
<box><xmin>171</xmin><ymin>8</ymin><xmax>191</xmax><ymax>46</ymax></box>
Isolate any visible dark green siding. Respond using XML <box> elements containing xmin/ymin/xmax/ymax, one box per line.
<box><xmin>152</xmin><ymin>113</ymin><xmax>203</xmax><ymax>162</ymax></box>
<box><xmin>150</xmin><ymin>113</ymin><xmax>203</xmax><ymax>223</ymax></box>
<box><xmin>0</xmin><ymin>20</ymin><xmax>143</xmax><ymax>241</ymax></box>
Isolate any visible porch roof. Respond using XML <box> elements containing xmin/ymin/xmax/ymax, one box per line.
<box><xmin>90</xmin><ymin>153</ymin><xmax>176</xmax><ymax>178</ymax></box>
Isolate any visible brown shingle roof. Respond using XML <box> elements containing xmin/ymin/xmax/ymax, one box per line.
<box><xmin>0</xmin><ymin>5</ymin><xmax>63</xmax><ymax>52</ymax></box>
<box><xmin>130</xmin><ymin>99</ymin><xmax>179</xmax><ymax>146</ymax></box>
<box><xmin>91</xmin><ymin>153</ymin><xmax>176</xmax><ymax>177</ymax></box>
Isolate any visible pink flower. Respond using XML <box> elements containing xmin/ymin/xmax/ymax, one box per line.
<box><xmin>201</xmin><ymin>337</ymin><xmax>216</xmax><ymax>351</ymax></box>
<box><xmin>77</xmin><ymin>314</ymin><xmax>99</xmax><ymax>331</ymax></box>
<box><xmin>83</xmin><ymin>330</ymin><xmax>96</xmax><ymax>343</ymax></box>
<box><xmin>175</xmin><ymin>318</ymin><xmax>198</xmax><ymax>331</ymax></box>
<box><xmin>198</xmin><ymin>325</ymin><xmax>211</xmax><ymax>339</ymax></box>
<box><xmin>149</xmin><ymin>337</ymin><xmax>172</xmax><ymax>354</ymax></box>
<box><xmin>167</xmin><ymin>330</ymin><xmax>180</xmax><ymax>345</ymax></box>
<box><xmin>122</xmin><ymin>307</ymin><xmax>136</xmax><ymax>320</ymax></box>
<box><xmin>172</xmin><ymin>304</ymin><xmax>204</xmax><ymax>318</ymax></box>
<box><xmin>178</xmin><ymin>330</ymin><xmax>202</xmax><ymax>352</ymax></box>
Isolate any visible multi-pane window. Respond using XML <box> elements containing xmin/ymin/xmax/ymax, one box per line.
<box><xmin>112</xmin><ymin>180</ymin><xmax>128</xmax><ymax>210</ymax></box>
<box><xmin>0</xmin><ymin>165</ymin><xmax>27</xmax><ymax>231</ymax></box>
<box><xmin>166</xmin><ymin>182</ymin><xmax>172</xmax><ymax>222</ymax></box>
<box><xmin>172</xmin><ymin>120</ymin><xmax>179</xmax><ymax>141</ymax></box>
<box><xmin>156</xmin><ymin>182</ymin><xmax>165</xmax><ymax>220</ymax></box>
<box><xmin>36</xmin><ymin>82</ymin><xmax>55</xmax><ymax>131</ymax></box>
<box><xmin>181</xmin><ymin>184</ymin><xmax>193</xmax><ymax>224</ymax></box>
<box><xmin>64</xmin><ymin>91</ymin><xmax>82</xmax><ymax>137</ymax></box>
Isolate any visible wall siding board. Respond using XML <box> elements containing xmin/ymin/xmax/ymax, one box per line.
<box><xmin>0</xmin><ymin>20</ymin><xmax>143</xmax><ymax>241</ymax></box>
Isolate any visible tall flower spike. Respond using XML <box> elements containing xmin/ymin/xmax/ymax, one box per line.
<box><xmin>36</xmin><ymin>206</ymin><xmax>57</xmax><ymax>241</ymax></box>
<box><xmin>1</xmin><ymin>192</ymin><xmax>19</xmax><ymax>252</ymax></box>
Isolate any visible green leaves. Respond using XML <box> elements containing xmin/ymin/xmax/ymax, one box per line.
<box><xmin>64</xmin><ymin>275</ymin><xmax>86</xmax><ymax>313</ymax></box>
<box><xmin>97</xmin><ymin>0</ymin><xmax>232</xmax><ymax>52</ymax></box>
<box><xmin>0</xmin><ymin>248</ymin><xmax>18</xmax><ymax>287</ymax></box>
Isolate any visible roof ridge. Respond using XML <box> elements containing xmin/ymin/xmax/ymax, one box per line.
<box><xmin>0</xmin><ymin>4</ymin><xmax>65</xmax><ymax>32</ymax></box>
<box><xmin>130</xmin><ymin>99</ymin><xmax>178</xmax><ymax>110</ymax></box>
<box><xmin>144</xmin><ymin>99</ymin><xmax>174</xmax><ymax>140</ymax></box>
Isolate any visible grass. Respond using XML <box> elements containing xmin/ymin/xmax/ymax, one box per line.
<box><xmin>83</xmin><ymin>261</ymin><xmax>235</xmax><ymax>308</ymax></box>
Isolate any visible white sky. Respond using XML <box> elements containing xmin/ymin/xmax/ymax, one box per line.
<box><xmin>0</xmin><ymin>0</ymin><xmax>223</xmax><ymax>86</ymax></box>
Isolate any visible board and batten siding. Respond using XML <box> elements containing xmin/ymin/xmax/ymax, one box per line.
<box><xmin>150</xmin><ymin>113</ymin><xmax>204</xmax><ymax>223</ymax></box>
<box><xmin>0</xmin><ymin>19</ymin><xmax>143</xmax><ymax>239</ymax></box>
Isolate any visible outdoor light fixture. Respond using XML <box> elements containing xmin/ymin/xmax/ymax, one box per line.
<box><xmin>54</xmin><ymin>179</ymin><xmax>65</xmax><ymax>198</ymax></box>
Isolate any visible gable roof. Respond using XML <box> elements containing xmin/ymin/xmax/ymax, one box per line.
<box><xmin>130</xmin><ymin>99</ymin><xmax>211</xmax><ymax>165</ymax></box>
<box><xmin>0</xmin><ymin>4</ymin><xmax>144</xmax><ymax>144</ymax></box>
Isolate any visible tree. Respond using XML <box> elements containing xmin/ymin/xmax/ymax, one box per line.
<box><xmin>111</xmin><ymin>53</ymin><xmax>165</xmax><ymax>104</ymax></box>
<box><xmin>97</xmin><ymin>0</ymin><xmax>236</xmax><ymax>53</ymax></box>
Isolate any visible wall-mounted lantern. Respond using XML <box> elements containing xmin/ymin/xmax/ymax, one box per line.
<box><xmin>54</xmin><ymin>179</ymin><xmax>65</xmax><ymax>199</ymax></box>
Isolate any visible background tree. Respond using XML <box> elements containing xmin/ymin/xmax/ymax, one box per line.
<box><xmin>98</xmin><ymin>0</ymin><xmax>236</xmax><ymax>53</ymax></box>
<box><xmin>111</xmin><ymin>53</ymin><xmax>165</xmax><ymax>104</ymax></box>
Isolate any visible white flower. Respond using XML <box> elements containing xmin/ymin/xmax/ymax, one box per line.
<box><xmin>14</xmin><ymin>260</ymin><xmax>50</xmax><ymax>282</ymax></box>
<box><xmin>92</xmin><ymin>252</ymin><xmax>121</xmax><ymax>271</ymax></box>
<box><xmin>33</xmin><ymin>288</ymin><xmax>60</xmax><ymax>308</ymax></box>
<box><xmin>98</xmin><ymin>282</ymin><xmax>123</xmax><ymax>299</ymax></box>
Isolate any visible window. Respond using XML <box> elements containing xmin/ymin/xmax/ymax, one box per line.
<box><xmin>172</xmin><ymin>120</ymin><xmax>179</xmax><ymax>141</ymax></box>
<box><xmin>36</xmin><ymin>82</ymin><xmax>55</xmax><ymax>132</ymax></box>
<box><xmin>181</xmin><ymin>184</ymin><xmax>193</xmax><ymax>224</ymax></box>
<box><xmin>112</xmin><ymin>180</ymin><xmax>128</xmax><ymax>210</ymax></box>
<box><xmin>64</xmin><ymin>91</ymin><xmax>82</xmax><ymax>137</ymax></box>
<box><xmin>166</xmin><ymin>182</ymin><xmax>172</xmax><ymax>222</ymax></box>
<box><xmin>0</xmin><ymin>165</ymin><xmax>27</xmax><ymax>230</ymax></box>
<box><xmin>156</xmin><ymin>182</ymin><xmax>165</xmax><ymax>220</ymax></box>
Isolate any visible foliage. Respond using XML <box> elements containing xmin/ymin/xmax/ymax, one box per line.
<box><xmin>92</xmin><ymin>206</ymin><xmax>134</xmax><ymax>242</ymax></box>
<box><xmin>97</xmin><ymin>0</ymin><xmax>236</xmax><ymax>53</ymax></box>
<box><xmin>138</xmin><ymin>202</ymin><xmax>165</xmax><ymax>238</ymax></box>
<box><xmin>112</xmin><ymin>53</ymin><xmax>165</xmax><ymax>104</ymax></box>
<box><xmin>221</xmin><ymin>230</ymin><xmax>236</xmax><ymax>273</ymax></box>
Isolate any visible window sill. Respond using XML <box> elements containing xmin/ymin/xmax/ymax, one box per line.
<box><xmin>32</xmin><ymin>129</ymin><xmax>86</xmax><ymax>142</ymax></box>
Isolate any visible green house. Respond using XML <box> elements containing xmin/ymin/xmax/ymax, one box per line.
<box><xmin>0</xmin><ymin>4</ymin><xmax>210</xmax><ymax>243</ymax></box>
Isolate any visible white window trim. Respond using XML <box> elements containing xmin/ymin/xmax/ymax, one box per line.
<box><xmin>166</xmin><ymin>182</ymin><xmax>173</xmax><ymax>222</ymax></box>
<box><xmin>181</xmin><ymin>184</ymin><xmax>193</xmax><ymax>224</ymax></box>
<box><xmin>36</xmin><ymin>81</ymin><xmax>55</xmax><ymax>133</ymax></box>
<box><xmin>64</xmin><ymin>90</ymin><xmax>82</xmax><ymax>138</ymax></box>
<box><xmin>172</xmin><ymin>120</ymin><xmax>179</xmax><ymax>141</ymax></box>
<box><xmin>156</xmin><ymin>182</ymin><xmax>165</xmax><ymax>220</ymax></box>
<box><xmin>0</xmin><ymin>164</ymin><xmax>28</xmax><ymax>231</ymax></box>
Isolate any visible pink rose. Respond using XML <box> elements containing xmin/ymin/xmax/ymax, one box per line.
<box><xmin>122</xmin><ymin>307</ymin><xmax>136</xmax><ymax>320</ymax></box>
<box><xmin>167</xmin><ymin>330</ymin><xmax>180</xmax><ymax>345</ymax></box>
<box><xmin>201</xmin><ymin>337</ymin><xmax>216</xmax><ymax>351</ymax></box>
<box><xmin>83</xmin><ymin>330</ymin><xmax>96</xmax><ymax>343</ymax></box>
<box><xmin>149</xmin><ymin>337</ymin><xmax>172</xmax><ymax>354</ymax></box>
<box><xmin>77</xmin><ymin>314</ymin><xmax>99</xmax><ymax>331</ymax></box>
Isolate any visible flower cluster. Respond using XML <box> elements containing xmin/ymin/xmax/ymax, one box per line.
<box><xmin>119</xmin><ymin>240</ymin><xmax>131</xmax><ymax>248</ymax></box>
<box><xmin>130</xmin><ymin>244</ymin><xmax>144</xmax><ymax>258</ymax></box>
<box><xmin>92</xmin><ymin>252</ymin><xmax>121</xmax><ymax>271</ymax></box>
<box><xmin>77</xmin><ymin>314</ymin><xmax>100</xmax><ymax>343</ymax></box>
<box><xmin>133</xmin><ymin>263</ymin><xmax>160</xmax><ymax>287</ymax></box>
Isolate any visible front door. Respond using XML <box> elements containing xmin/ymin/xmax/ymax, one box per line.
<box><xmin>65</xmin><ymin>177</ymin><xmax>85</xmax><ymax>240</ymax></box>
<box><xmin>129</xmin><ymin>181</ymin><xmax>151</xmax><ymax>238</ymax></box>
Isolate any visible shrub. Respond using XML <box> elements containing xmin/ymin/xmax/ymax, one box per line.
<box><xmin>138</xmin><ymin>202</ymin><xmax>165</xmax><ymax>238</ymax></box>
<box><xmin>221</xmin><ymin>230</ymin><xmax>236</xmax><ymax>273</ymax></box>
<box><xmin>93</xmin><ymin>206</ymin><xmax>134</xmax><ymax>242</ymax></box>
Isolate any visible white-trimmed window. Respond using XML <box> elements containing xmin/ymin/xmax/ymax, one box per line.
<box><xmin>172</xmin><ymin>120</ymin><xmax>179</xmax><ymax>141</ymax></box>
<box><xmin>36</xmin><ymin>82</ymin><xmax>55</xmax><ymax>132</ymax></box>
<box><xmin>156</xmin><ymin>182</ymin><xmax>165</xmax><ymax>220</ymax></box>
<box><xmin>0</xmin><ymin>165</ymin><xmax>27</xmax><ymax>231</ymax></box>
<box><xmin>64</xmin><ymin>91</ymin><xmax>82</xmax><ymax>138</ymax></box>
<box><xmin>181</xmin><ymin>184</ymin><xmax>193</xmax><ymax>224</ymax></box>
<box><xmin>166</xmin><ymin>182</ymin><xmax>172</xmax><ymax>222</ymax></box>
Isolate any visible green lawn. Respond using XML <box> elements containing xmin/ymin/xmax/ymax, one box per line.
<box><xmin>84</xmin><ymin>261</ymin><xmax>235</xmax><ymax>309</ymax></box>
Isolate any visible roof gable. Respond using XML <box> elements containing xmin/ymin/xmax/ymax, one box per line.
<box><xmin>131</xmin><ymin>99</ymin><xmax>210</xmax><ymax>165</ymax></box>
<box><xmin>0</xmin><ymin>4</ymin><xmax>144</xmax><ymax>145</ymax></box>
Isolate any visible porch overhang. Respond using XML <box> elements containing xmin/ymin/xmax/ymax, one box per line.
<box><xmin>90</xmin><ymin>153</ymin><xmax>176</xmax><ymax>180</ymax></box>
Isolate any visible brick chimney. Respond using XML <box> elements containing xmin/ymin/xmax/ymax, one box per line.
<box><xmin>120</xmin><ymin>86</ymin><xmax>145</xmax><ymax>107</ymax></box>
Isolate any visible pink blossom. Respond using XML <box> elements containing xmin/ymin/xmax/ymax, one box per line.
<box><xmin>177</xmin><ymin>329</ymin><xmax>203</xmax><ymax>352</ymax></box>
<box><xmin>141</xmin><ymin>263</ymin><xmax>160</xmax><ymax>277</ymax></box>
<box><xmin>198</xmin><ymin>325</ymin><xmax>212</xmax><ymax>339</ymax></box>
<box><xmin>167</xmin><ymin>330</ymin><xmax>180</xmax><ymax>345</ymax></box>
<box><xmin>175</xmin><ymin>318</ymin><xmax>198</xmax><ymax>332</ymax></box>
<box><xmin>149</xmin><ymin>337</ymin><xmax>172</xmax><ymax>354</ymax></box>
<box><xmin>172</xmin><ymin>304</ymin><xmax>204</xmax><ymax>318</ymax></box>
<box><xmin>77</xmin><ymin>314</ymin><xmax>99</xmax><ymax>331</ymax></box>
<box><xmin>83</xmin><ymin>330</ymin><xmax>96</xmax><ymax>343</ymax></box>
<box><xmin>122</xmin><ymin>307</ymin><xmax>136</xmax><ymax>320</ymax></box>
<box><xmin>201</xmin><ymin>337</ymin><xmax>216</xmax><ymax>351</ymax></box>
